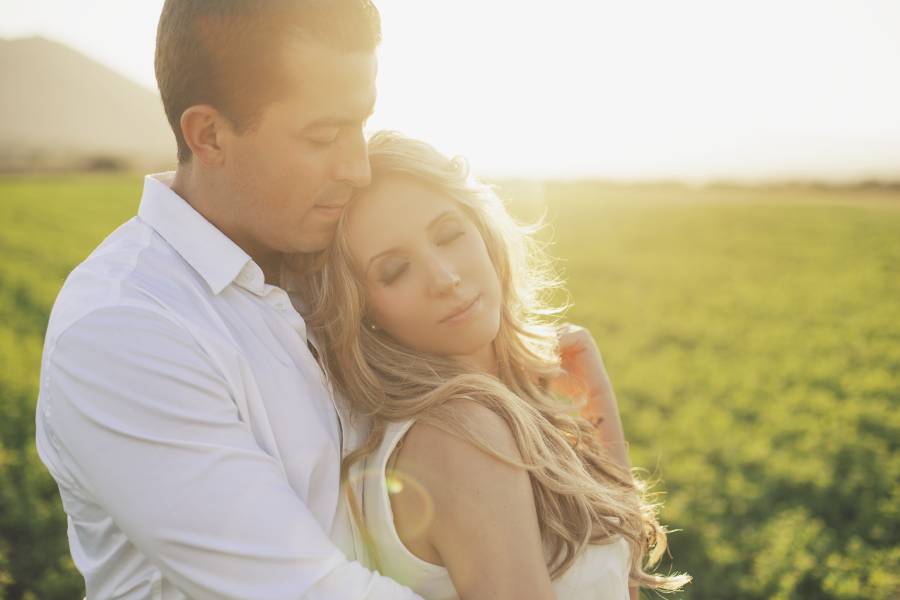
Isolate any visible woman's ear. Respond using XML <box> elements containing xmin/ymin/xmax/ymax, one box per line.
<box><xmin>179</xmin><ymin>105</ymin><xmax>227</xmax><ymax>167</ymax></box>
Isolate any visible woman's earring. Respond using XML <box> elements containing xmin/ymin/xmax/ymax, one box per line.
<box><xmin>368</xmin><ymin>322</ymin><xmax>378</xmax><ymax>331</ymax></box>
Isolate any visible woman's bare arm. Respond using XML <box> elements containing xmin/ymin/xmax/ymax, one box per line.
<box><xmin>389</xmin><ymin>400</ymin><xmax>555</xmax><ymax>600</ymax></box>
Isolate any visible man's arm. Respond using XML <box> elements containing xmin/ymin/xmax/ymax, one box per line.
<box><xmin>39</xmin><ymin>306</ymin><xmax>420</xmax><ymax>600</ymax></box>
<box><xmin>553</xmin><ymin>324</ymin><xmax>632</xmax><ymax>471</ymax></box>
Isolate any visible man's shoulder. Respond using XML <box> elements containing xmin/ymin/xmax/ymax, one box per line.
<box><xmin>46</xmin><ymin>217</ymin><xmax>208</xmax><ymax>345</ymax></box>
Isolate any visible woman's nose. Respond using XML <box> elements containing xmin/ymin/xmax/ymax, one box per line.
<box><xmin>427</xmin><ymin>257</ymin><xmax>461</xmax><ymax>296</ymax></box>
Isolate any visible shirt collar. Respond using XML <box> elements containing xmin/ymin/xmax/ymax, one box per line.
<box><xmin>137</xmin><ymin>172</ymin><xmax>252</xmax><ymax>295</ymax></box>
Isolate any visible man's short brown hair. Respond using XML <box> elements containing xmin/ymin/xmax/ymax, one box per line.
<box><xmin>155</xmin><ymin>0</ymin><xmax>381</xmax><ymax>163</ymax></box>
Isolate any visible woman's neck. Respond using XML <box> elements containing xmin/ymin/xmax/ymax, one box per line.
<box><xmin>454</xmin><ymin>343</ymin><xmax>499</xmax><ymax>377</ymax></box>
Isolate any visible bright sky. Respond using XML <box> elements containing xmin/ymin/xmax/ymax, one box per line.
<box><xmin>3</xmin><ymin>0</ymin><xmax>900</xmax><ymax>180</ymax></box>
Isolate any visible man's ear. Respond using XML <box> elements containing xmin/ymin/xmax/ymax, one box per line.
<box><xmin>180</xmin><ymin>105</ymin><xmax>229</xmax><ymax>167</ymax></box>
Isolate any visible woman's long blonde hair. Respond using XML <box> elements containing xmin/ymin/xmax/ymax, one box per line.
<box><xmin>293</xmin><ymin>131</ymin><xmax>690</xmax><ymax>590</ymax></box>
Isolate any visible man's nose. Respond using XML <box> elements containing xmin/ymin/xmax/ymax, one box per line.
<box><xmin>334</xmin><ymin>130</ymin><xmax>371</xmax><ymax>188</ymax></box>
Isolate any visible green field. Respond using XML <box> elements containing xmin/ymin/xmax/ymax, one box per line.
<box><xmin>2</xmin><ymin>175</ymin><xmax>898</xmax><ymax>599</ymax></box>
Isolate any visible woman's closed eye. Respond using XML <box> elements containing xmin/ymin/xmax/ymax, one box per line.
<box><xmin>437</xmin><ymin>229</ymin><xmax>465</xmax><ymax>245</ymax></box>
<box><xmin>379</xmin><ymin>261</ymin><xmax>409</xmax><ymax>285</ymax></box>
<box><xmin>376</xmin><ymin>227</ymin><xmax>465</xmax><ymax>286</ymax></box>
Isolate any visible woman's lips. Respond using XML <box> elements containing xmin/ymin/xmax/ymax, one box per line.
<box><xmin>440</xmin><ymin>294</ymin><xmax>481</xmax><ymax>324</ymax></box>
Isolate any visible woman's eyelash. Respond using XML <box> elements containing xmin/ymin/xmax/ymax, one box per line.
<box><xmin>438</xmin><ymin>230</ymin><xmax>465</xmax><ymax>245</ymax></box>
<box><xmin>377</xmin><ymin>230</ymin><xmax>463</xmax><ymax>285</ymax></box>
<box><xmin>381</xmin><ymin>263</ymin><xmax>409</xmax><ymax>285</ymax></box>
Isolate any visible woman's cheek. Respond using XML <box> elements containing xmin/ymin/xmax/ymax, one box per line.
<box><xmin>373</xmin><ymin>290</ymin><xmax>415</xmax><ymax>333</ymax></box>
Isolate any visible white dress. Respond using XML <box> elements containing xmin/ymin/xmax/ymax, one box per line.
<box><xmin>353</xmin><ymin>419</ymin><xmax>633</xmax><ymax>600</ymax></box>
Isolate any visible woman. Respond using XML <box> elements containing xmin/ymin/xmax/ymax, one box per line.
<box><xmin>295</xmin><ymin>131</ymin><xmax>690</xmax><ymax>599</ymax></box>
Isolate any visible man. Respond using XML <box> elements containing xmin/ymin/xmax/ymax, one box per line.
<box><xmin>34</xmin><ymin>1</ymin><xmax>422</xmax><ymax>598</ymax></box>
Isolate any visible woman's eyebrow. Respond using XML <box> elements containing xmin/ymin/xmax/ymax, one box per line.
<box><xmin>364</xmin><ymin>210</ymin><xmax>458</xmax><ymax>273</ymax></box>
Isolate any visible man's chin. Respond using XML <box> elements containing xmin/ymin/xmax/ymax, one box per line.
<box><xmin>292</xmin><ymin>230</ymin><xmax>336</xmax><ymax>254</ymax></box>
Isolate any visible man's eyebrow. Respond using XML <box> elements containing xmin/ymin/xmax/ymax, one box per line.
<box><xmin>364</xmin><ymin>210</ymin><xmax>459</xmax><ymax>274</ymax></box>
<box><xmin>302</xmin><ymin>103</ymin><xmax>376</xmax><ymax>131</ymax></box>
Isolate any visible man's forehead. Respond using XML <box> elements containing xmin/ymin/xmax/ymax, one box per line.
<box><xmin>273</xmin><ymin>42</ymin><xmax>377</xmax><ymax>122</ymax></box>
<box><xmin>283</xmin><ymin>40</ymin><xmax>377</xmax><ymax>91</ymax></box>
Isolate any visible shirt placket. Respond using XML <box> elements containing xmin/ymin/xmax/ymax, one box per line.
<box><xmin>236</xmin><ymin>264</ymin><xmax>346</xmax><ymax>458</ymax></box>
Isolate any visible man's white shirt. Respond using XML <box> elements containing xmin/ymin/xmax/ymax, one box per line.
<box><xmin>34</xmin><ymin>173</ymin><xmax>420</xmax><ymax>599</ymax></box>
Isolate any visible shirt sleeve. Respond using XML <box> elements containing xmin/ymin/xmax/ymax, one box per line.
<box><xmin>38</xmin><ymin>306</ymin><xmax>421</xmax><ymax>600</ymax></box>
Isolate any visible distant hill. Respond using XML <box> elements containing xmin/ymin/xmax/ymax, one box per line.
<box><xmin>0</xmin><ymin>36</ymin><xmax>175</xmax><ymax>171</ymax></box>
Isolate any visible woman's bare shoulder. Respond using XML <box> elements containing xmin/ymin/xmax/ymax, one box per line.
<box><xmin>397</xmin><ymin>399</ymin><xmax>522</xmax><ymax>474</ymax></box>
<box><xmin>389</xmin><ymin>400</ymin><xmax>553</xmax><ymax>599</ymax></box>
<box><xmin>390</xmin><ymin>398</ymin><xmax>530</xmax><ymax>545</ymax></box>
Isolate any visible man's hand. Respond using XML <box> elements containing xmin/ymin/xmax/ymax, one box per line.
<box><xmin>550</xmin><ymin>323</ymin><xmax>614</xmax><ymax>420</ymax></box>
<box><xmin>549</xmin><ymin>323</ymin><xmax>631</xmax><ymax>471</ymax></box>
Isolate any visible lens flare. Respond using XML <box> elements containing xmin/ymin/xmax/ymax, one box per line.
<box><xmin>383</xmin><ymin>467</ymin><xmax>436</xmax><ymax>541</ymax></box>
<box><xmin>386</xmin><ymin>475</ymin><xmax>404</xmax><ymax>494</ymax></box>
